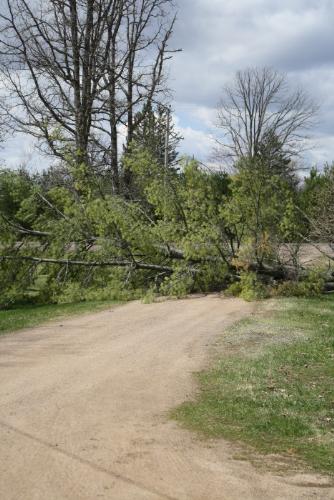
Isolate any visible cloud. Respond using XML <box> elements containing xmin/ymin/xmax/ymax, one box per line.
<box><xmin>168</xmin><ymin>0</ymin><xmax>334</xmax><ymax>167</ymax></box>
<box><xmin>0</xmin><ymin>134</ymin><xmax>45</xmax><ymax>171</ymax></box>
<box><xmin>175</xmin><ymin>123</ymin><xmax>214</xmax><ymax>162</ymax></box>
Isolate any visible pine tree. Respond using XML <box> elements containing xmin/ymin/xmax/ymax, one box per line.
<box><xmin>132</xmin><ymin>103</ymin><xmax>182</xmax><ymax>168</ymax></box>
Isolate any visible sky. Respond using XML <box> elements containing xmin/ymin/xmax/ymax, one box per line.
<box><xmin>1</xmin><ymin>0</ymin><xmax>334</xmax><ymax>170</ymax></box>
<box><xmin>170</xmin><ymin>0</ymin><xmax>334</xmax><ymax>168</ymax></box>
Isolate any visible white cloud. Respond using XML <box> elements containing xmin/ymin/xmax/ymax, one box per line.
<box><xmin>0</xmin><ymin>135</ymin><xmax>45</xmax><ymax>171</ymax></box>
<box><xmin>174</xmin><ymin>114</ymin><xmax>214</xmax><ymax>161</ymax></box>
<box><xmin>169</xmin><ymin>0</ymin><xmax>334</xmax><ymax>167</ymax></box>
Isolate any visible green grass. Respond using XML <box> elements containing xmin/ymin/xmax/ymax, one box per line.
<box><xmin>172</xmin><ymin>296</ymin><xmax>334</xmax><ymax>475</ymax></box>
<box><xmin>0</xmin><ymin>300</ymin><xmax>122</xmax><ymax>335</ymax></box>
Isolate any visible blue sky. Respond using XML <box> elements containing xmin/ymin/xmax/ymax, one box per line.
<box><xmin>1</xmin><ymin>0</ymin><xmax>334</xmax><ymax>170</ymax></box>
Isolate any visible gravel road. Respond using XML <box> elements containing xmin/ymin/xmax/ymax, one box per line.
<box><xmin>0</xmin><ymin>296</ymin><xmax>332</xmax><ymax>499</ymax></box>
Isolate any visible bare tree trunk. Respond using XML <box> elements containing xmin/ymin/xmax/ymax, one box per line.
<box><xmin>0</xmin><ymin>0</ymin><xmax>178</xmax><ymax>188</ymax></box>
<box><xmin>109</xmin><ymin>40</ymin><xmax>120</xmax><ymax>192</ymax></box>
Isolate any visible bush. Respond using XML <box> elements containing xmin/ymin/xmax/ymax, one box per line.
<box><xmin>55</xmin><ymin>281</ymin><xmax>143</xmax><ymax>304</ymax></box>
<box><xmin>56</xmin><ymin>282</ymin><xmax>85</xmax><ymax>304</ymax></box>
<box><xmin>239</xmin><ymin>272</ymin><xmax>270</xmax><ymax>301</ymax></box>
<box><xmin>195</xmin><ymin>263</ymin><xmax>230</xmax><ymax>293</ymax></box>
<box><xmin>225</xmin><ymin>272</ymin><xmax>269</xmax><ymax>301</ymax></box>
<box><xmin>226</xmin><ymin>269</ymin><xmax>325</xmax><ymax>301</ymax></box>
<box><xmin>159</xmin><ymin>267</ymin><xmax>194</xmax><ymax>298</ymax></box>
<box><xmin>225</xmin><ymin>281</ymin><xmax>243</xmax><ymax>297</ymax></box>
<box><xmin>141</xmin><ymin>287</ymin><xmax>158</xmax><ymax>304</ymax></box>
<box><xmin>274</xmin><ymin>270</ymin><xmax>325</xmax><ymax>298</ymax></box>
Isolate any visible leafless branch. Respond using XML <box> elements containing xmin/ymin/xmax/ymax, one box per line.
<box><xmin>215</xmin><ymin>67</ymin><xmax>318</xmax><ymax>171</ymax></box>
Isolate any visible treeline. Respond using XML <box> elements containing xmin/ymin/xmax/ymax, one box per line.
<box><xmin>0</xmin><ymin>150</ymin><xmax>333</xmax><ymax>306</ymax></box>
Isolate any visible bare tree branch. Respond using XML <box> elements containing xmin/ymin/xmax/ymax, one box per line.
<box><xmin>215</xmin><ymin>67</ymin><xmax>318</xmax><ymax>171</ymax></box>
<box><xmin>0</xmin><ymin>0</ymin><xmax>178</xmax><ymax>192</ymax></box>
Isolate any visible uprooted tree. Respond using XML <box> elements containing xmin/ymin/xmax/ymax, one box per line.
<box><xmin>0</xmin><ymin>31</ymin><xmax>331</xmax><ymax>306</ymax></box>
<box><xmin>2</xmin><ymin>147</ymin><xmax>329</xmax><ymax>306</ymax></box>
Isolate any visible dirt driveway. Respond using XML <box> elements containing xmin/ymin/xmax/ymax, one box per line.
<box><xmin>0</xmin><ymin>296</ymin><xmax>332</xmax><ymax>499</ymax></box>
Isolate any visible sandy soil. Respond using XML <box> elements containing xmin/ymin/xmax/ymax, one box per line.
<box><xmin>0</xmin><ymin>295</ymin><xmax>333</xmax><ymax>500</ymax></box>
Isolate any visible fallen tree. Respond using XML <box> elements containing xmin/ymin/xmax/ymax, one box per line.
<box><xmin>0</xmin><ymin>255</ymin><xmax>175</xmax><ymax>274</ymax></box>
<box><xmin>0</xmin><ymin>133</ymin><xmax>332</xmax><ymax>304</ymax></box>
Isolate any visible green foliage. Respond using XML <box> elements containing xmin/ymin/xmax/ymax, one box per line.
<box><xmin>225</xmin><ymin>158</ymin><xmax>299</xmax><ymax>267</ymax></box>
<box><xmin>274</xmin><ymin>270</ymin><xmax>325</xmax><ymax>298</ymax></box>
<box><xmin>195</xmin><ymin>263</ymin><xmax>230</xmax><ymax>293</ymax></box>
<box><xmin>132</xmin><ymin>103</ymin><xmax>181</xmax><ymax>167</ymax></box>
<box><xmin>56</xmin><ymin>282</ymin><xmax>85</xmax><ymax>304</ymax></box>
<box><xmin>56</xmin><ymin>282</ymin><xmax>142</xmax><ymax>304</ymax></box>
<box><xmin>224</xmin><ymin>281</ymin><xmax>243</xmax><ymax>297</ymax></box>
<box><xmin>0</xmin><ymin>168</ymin><xmax>33</xmax><ymax>221</ymax></box>
<box><xmin>279</xmin><ymin>199</ymin><xmax>303</xmax><ymax>241</ymax></box>
<box><xmin>224</xmin><ymin>269</ymin><xmax>325</xmax><ymax>301</ymax></box>
<box><xmin>299</xmin><ymin>167</ymin><xmax>328</xmax><ymax>217</ymax></box>
<box><xmin>159</xmin><ymin>265</ymin><xmax>194</xmax><ymax>298</ymax></box>
<box><xmin>304</xmin><ymin>165</ymin><xmax>334</xmax><ymax>244</ymax></box>
<box><xmin>0</xmin><ymin>146</ymin><xmax>330</xmax><ymax>307</ymax></box>
<box><xmin>239</xmin><ymin>272</ymin><xmax>269</xmax><ymax>301</ymax></box>
<box><xmin>141</xmin><ymin>287</ymin><xmax>158</xmax><ymax>304</ymax></box>
<box><xmin>226</xmin><ymin>270</ymin><xmax>325</xmax><ymax>301</ymax></box>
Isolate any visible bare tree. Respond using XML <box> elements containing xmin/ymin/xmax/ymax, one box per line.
<box><xmin>97</xmin><ymin>0</ymin><xmax>178</xmax><ymax>190</ymax></box>
<box><xmin>215</xmin><ymin>67</ymin><xmax>317</xmax><ymax>169</ymax></box>
<box><xmin>0</xmin><ymin>0</ymin><xmax>177</xmax><ymax>191</ymax></box>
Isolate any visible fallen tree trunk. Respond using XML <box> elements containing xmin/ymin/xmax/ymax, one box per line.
<box><xmin>0</xmin><ymin>255</ymin><xmax>174</xmax><ymax>274</ymax></box>
<box><xmin>324</xmin><ymin>282</ymin><xmax>334</xmax><ymax>292</ymax></box>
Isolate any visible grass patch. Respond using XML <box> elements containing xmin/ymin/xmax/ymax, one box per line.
<box><xmin>172</xmin><ymin>296</ymin><xmax>334</xmax><ymax>475</ymax></box>
<box><xmin>0</xmin><ymin>300</ymin><xmax>122</xmax><ymax>335</ymax></box>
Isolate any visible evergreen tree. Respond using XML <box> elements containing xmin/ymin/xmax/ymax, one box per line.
<box><xmin>132</xmin><ymin>104</ymin><xmax>182</xmax><ymax>168</ymax></box>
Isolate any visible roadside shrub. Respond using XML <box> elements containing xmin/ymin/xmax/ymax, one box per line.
<box><xmin>300</xmin><ymin>269</ymin><xmax>326</xmax><ymax>296</ymax></box>
<box><xmin>225</xmin><ymin>272</ymin><xmax>269</xmax><ymax>301</ymax></box>
<box><xmin>225</xmin><ymin>281</ymin><xmax>243</xmax><ymax>297</ymax></box>
<box><xmin>274</xmin><ymin>281</ymin><xmax>304</xmax><ymax>297</ymax></box>
<box><xmin>0</xmin><ymin>265</ymin><xmax>46</xmax><ymax>308</ymax></box>
<box><xmin>142</xmin><ymin>287</ymin><xmax>158</xmax><ymax>304</ymax></box>
<box><xmin>55</xmin><ymin>281</ymin><xmax>143</xmax><ymax>304</ymax></box>
<box><xmin>56</xmin><ymin>282</ymin><xmax>85</xmax><ymax>304</ymax></box>
<box><xmin>0</xmin><ymin>286</ymin><xmax>35</xmax><ymax>309</ymax></box>
<box><xmin>274</xmin><ymin>270</ymin><xmax>325</xmax><ymax>298</ymax></box>
<box><xmin>195</xmin><ymin>263</ymin><xmax>230</xmax><ymax>292</ymax></box>
<box><xmin>239</xmin><ymin>272</ymin><xmax>270</xmax><ymax>301</ymax></box>
<box><xmin>159</xmin><ymin>267</ymin><xmax>194</xmax><ymax>298</ymax></box>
